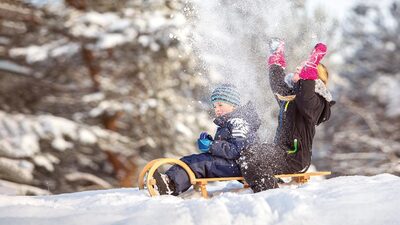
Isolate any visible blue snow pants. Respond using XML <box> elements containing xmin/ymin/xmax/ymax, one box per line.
<box><xmin>165</xmin><ymin>153</ymin><xmax>241</xmax><ymax>194</ymax></box>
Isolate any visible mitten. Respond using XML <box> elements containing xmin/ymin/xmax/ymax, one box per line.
<box><xmin>199</xmin><ymin>132</ymin><xmax>213</xmax><ymax>141</ymax></box>
<box><xmin>267</xmin><ymin>38</ymin><xmax>286</xmax><ymax>69</ymax></box>
<box><xmin>197</xmin><ymin>132</ymin><xmax>213</xmax><ymax>153</ymax></box>
<box><xmin>197</xmin><ymin>138</ymin><xmax>212</xmax><ymax>153</ymax></box>
<box><xmin>299</xmin><ymin>43</ymin><xmax>327</xmax><ymax>80</ymax></box>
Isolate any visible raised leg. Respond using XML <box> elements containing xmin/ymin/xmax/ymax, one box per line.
<box><xmin>267</xmin><ymin>38</ymin><xmax>293</xmax><ymax>102</ymax></box>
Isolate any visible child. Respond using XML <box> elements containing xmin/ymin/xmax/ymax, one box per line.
<box><xmin>238</xmin><ymin>39</ymin><xmax>335</xmax><ymax>192</ymax></box>
<box><xmin>154</xmin><ymin>83</ymin><xmax>261</xmax><ymax>195</ymax></box>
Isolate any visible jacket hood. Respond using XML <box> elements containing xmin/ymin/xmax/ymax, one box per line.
<box><xmin>214</xmin><ymin>101</ymin><xmax>262</xmax><ymax>131</ymax></box>
<box><xmin>316</xmin><ymin>83</ymin><xmax>335</xmax><ymax>125</ymax></box>
<box><xmin>315</xmin><ymin>79</ymin><xmax>333</xmax><ymax>102</ymax></box>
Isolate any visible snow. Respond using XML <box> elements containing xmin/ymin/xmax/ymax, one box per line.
<box><xmin>0</xmin><ymin>116</ymin><xmax>41</xmax><ymax>158</ymax></box>
<box><xmin>10</xmin><ymin>40</ymin><xmax>80</xmax><ymax>64</ymax></box>
<box><xmin>368</xmin><ymin>75</ymin><xmax>400</xmax><ymax>118</ymax></box>
<box><xmin>0</xmin><ymin>111</ymin><xmax>133</xmax><ymax>159</ymax></box>
<box><xmin>78</xmin><ymin>129</ymin><xmax>98</xmax><ymax>145</ymax></box>
<box><xmin>97</xmin><ymin>34</ymin><xmax>127</xmax><ymax>49</ymax></box>
<box><xmin>0</xmin><ymin>158</ymin><xmax>34</xmax><ymax>183</ymax></box>
<box><xmin>306</xmin><ymin>0</ymin><xmax>357</xmax><ymax>21</ymax></box>
<box><xmin>82</xmin><ymin>92</ymin><xmax>106</xmax><ymax>103</ymax></box>
<box><xmin>89</xmin><ymin>100</ymin><xmax>125</xmax><ymax>118</ymax></box>
<box><xmin>9</xmin><ymin>5</ymin><xmax>187</xmax><ymax>64</ymax></box>
<box><xmin>11</xmin><ymin>44</ymin><xmax>49</xmax><ymax>63</ymax></box>
<box><xmin>50</xmin><ymin>43</ymin><xmax>80</xmax><ymax>58</ymax></box>
<box><xmin>25</xmin><ymin>0</ymin><xmax>62</xmax><ymax>7</ymax></box>
<box><xmin>0</xmin><ymin>174</ymin><xmax>398</xmax><ymax>225</ymax></box>
<box><xmin>175</xmin><ymin>122</ymin><xmax>193</xmax><ymax>137</ymax></box>
<box><xmin>32</xmin><ymin>153</ymin><xmax>59</xmax><ymax>172</ymax></box>
<box><xmin>307</xmin><ymin>0</ymin><xmax>397</xmax><ymax>31</ymax></box>
<box><xmin>67</xmin><ymin>12</ymin><xmax>121</xmax><ymax>38</ymax></box>
<box><xmin>0</xmin><ymin>60</ymin><xmax>31</xmax><ymax>75</ymax></box>
<box><xmin>66</xmin><ymin>11</ymin><xmax>139</xmax><ymax>49</ymax></box>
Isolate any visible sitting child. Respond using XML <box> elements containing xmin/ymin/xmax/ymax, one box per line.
<box><xmin>239</xmin><ymin>39</ymin><xmax>335</xmax><ymax>192</ymax></box>
<box><xmin>154</xmin><ymin>83</ymin><xmax>261</xmax><ymax>195</ymax></box>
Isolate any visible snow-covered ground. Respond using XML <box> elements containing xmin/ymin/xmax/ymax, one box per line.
<box><xmin>0</xmin><ymin>174</ymin><xmax>399</xmax><ymax>225</ymax></box>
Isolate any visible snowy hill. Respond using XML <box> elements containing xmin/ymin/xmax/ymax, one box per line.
<box><xmin>0</xmin><ymin>174</ymin><xmax>399</xmax><ymax>225</ymax></box>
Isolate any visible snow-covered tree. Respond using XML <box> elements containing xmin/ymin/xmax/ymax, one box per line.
<box><xmin>0</xmin><ymin>0</ymin><xmax>211</xmax><ymax>194</ymax></box>
<box><xmin>316</xmin><ymin>1</ymin><xmax>400</xmax><ymax>176</ymax></box>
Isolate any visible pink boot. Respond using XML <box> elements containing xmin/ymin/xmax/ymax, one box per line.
<box><xmin>299</xmin><ymin>43</ymin><xmax>327</xmax><ymax>80</ymax></box>
<box><xmin>268</xmin><ymin>38</ymin><xmax>286</xmax><ymax>69</ymax></box>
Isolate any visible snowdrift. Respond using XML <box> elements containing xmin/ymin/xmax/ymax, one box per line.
<box><xmin>0</xmin><ymin>174</ymin><xmax>399</xmax><ymax>225</ymax></box>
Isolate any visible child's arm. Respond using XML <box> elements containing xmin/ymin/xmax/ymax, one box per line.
<box><xmin>209</xmin><ymin>118</ymin><xmax>252</xmax><ymax>160</ymax></box>
<box><xmin>269</xmin><ymin>65</ymin><xmax>294</xmax><ymax>97</ymax></box>
<box><xmin>209</xmin><ymin>139</ymin><xmax>246</xmax><ymax>160</ymax></box>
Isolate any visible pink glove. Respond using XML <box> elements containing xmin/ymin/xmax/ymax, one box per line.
<box><xmin>267</xmin><ymin>38</ymin><xmax>286</xmax><ymax>69</ymax></box>
<box><xmin>299</xmin><ymin>43</ymin><xmax>327</xmax><ymax>80</ymax></box>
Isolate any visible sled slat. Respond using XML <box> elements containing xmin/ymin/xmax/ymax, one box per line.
<box><xmin>193</xmin><ymin>172</ymin><xmax>331</xmax><ymax>198</ymax></box>
<box><xmin>275</xmin><ymin>171</ymin><xmax>331</xmax><ymax>178</ymax></box>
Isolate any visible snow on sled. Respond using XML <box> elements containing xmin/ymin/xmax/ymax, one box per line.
<box><xmin>138</xmin><ymin>158</ymin><xmax>331</xmax><ymax>198</ymax></box>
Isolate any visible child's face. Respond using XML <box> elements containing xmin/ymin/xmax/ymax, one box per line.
<box><xmin>213</xmin><ymin>102</ymin><xmax>235</xmax><ymax>117</ymax></box>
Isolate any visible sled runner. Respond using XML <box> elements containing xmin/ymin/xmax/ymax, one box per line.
<box><xmin>138</xmin><ymin>158</ymin><xmax>331</xmax><ymax>198</ymax></box>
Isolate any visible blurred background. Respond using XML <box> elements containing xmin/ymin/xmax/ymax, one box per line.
<box><xmin>0</xmin><ymin>0</ymin><xmax>398</xmax><ymax>195</ymax></box>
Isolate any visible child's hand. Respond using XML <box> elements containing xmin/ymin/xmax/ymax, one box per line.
<box><xmin>197</xmin><ymin>132</ymin><xmax>213</xmax><ymax>153</ymax></box>
<box><xmin>199</xmin><ymin>132</ymin><xmax>213</xmax><ymax>141</ymax></box>
<box><xmin>197</xmin><ymin>139</ymin><xmax>212</xmax><ymax>153</ymax></box>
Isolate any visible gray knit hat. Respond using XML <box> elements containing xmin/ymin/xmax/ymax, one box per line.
<box><xmin>211</xmin><ymin>84</ymin><xmax>241</xmax><ymax>107</ymax></box>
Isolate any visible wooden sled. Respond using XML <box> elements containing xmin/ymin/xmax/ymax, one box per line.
<box><xmin>138</xmin><ymin>158</ymin><xmax>331</xmax><ymax>198</ymax></box>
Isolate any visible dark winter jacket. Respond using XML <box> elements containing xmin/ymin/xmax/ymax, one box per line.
<box><xmin>209</xmin><ymin>101</ymin><xmax>262</xmax><ymax>160</ymax></box>
<box><xmin>270</xmin><ymin>65</ymin><xmax>335</xmax><ymax>171</ymax></box>
<box><xmin>166</xmin><ymin>101</ymin><xmax>262</xmax><ymax>194</ymax></box>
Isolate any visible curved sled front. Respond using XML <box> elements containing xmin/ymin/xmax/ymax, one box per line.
<box><xmin>139</xmin><ymin>158</ymin><xmax>196</xmax><ymax>196</ymax></box>
<box><xmin>138</xmin><ymin>158</ymin><xmax>160</xmax><ymax>190</ymax></box>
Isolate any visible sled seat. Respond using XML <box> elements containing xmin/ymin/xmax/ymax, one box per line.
<box><xmin>138</xmin><ymin>158</ymin><xmax>331</xmax><ymax>198</ymax></box>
